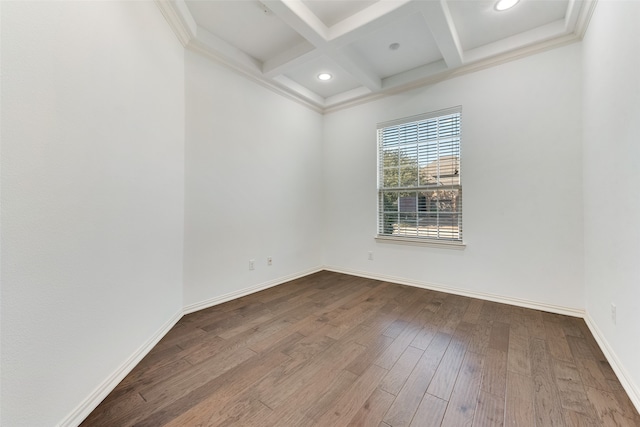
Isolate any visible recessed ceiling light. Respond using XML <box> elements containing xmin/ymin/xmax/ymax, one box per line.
<box><xmin>389</xmin><ymin>43</ymin><xmax>400</xmax><ymax>51</ymax></box>
<box><xmin>495</xmin><ymin>0</ymin><xmax>519</xmax><ymax>11</ymax></box>
<box><xmin>318</xmin><ymin>73</ymin><xmax>332</xmax><ymax>81</ymax></box>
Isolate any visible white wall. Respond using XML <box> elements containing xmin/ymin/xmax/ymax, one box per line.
<box><xmin>0</xmin><ymin>2</ymin><xmax>185</xmax><ymax>426</ymax></box>
<box><xmin>3</xmin><ymin>1</ymin><xmax>639</xmax><ymax>425</ymax></box>
<box><xmin>583</xmin><ymin>0</ymin><xmax>640</xmax><ymax>404</ymax></box>
<box><xmin>323</xmin><ymin>44</ymin><xmax>584</xmax><ymax>311</ymax></box>
<box><xmin>183</xmin><ymin>51</ymin><xmax>324</xmax><ymax>308</ymax></box>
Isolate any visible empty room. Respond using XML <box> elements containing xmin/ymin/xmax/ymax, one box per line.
<box><xmin>1</xmin><ymin>0</ymin><xmax>639</xmax><ymax>426</ymax></box>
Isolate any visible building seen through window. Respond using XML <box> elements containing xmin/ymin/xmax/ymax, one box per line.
<box><xmin>377</xmin><ymin>108</ymin><xmax>462</xmax><ymax>242</ymax></box>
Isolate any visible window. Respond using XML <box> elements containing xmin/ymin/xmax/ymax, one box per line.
<box><xmin>377</xmin><ymin>107</ymin><xmax>462</xmax><ymax>244</ymax></box>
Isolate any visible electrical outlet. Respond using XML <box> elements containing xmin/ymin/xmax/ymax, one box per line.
<box><xmin>611</xmin><ymin>303</ymin><xmax>617</xmax><ymax>325</ymax></box>
<box><xmin>267</xmin><ymin>256</ymin><xmax>272</xmax><ymax>266</ymax></box>
<box><xmin>249</xmin><ymin>259</ymin><xmax>255</xmax><ymax>270</ymax></box>
<box><xmin>368</xmin><ymin>251</ymin><xmax>373</xmax><ymax>261</ymax></box>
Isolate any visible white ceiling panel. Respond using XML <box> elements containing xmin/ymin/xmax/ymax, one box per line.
<box><xmin>283</xmin><ymin>55</ymin><xmax>362</xmax><ymax>98</ymax></box>
<box><xmin>185</xmin><ymin>0</ymin><xmax>305</xmax><ymax>62</ymax></box>
<box><xmin>302</xmin><ymin>0</ymin><xmax>379</xmax><ymax>27</ymax></box>
<box><xmin>159</xmin><ymin>0</ymin><xmax>595</xmax><ymax>111</ymax></box>
<box><xmin>349</xmin><ymin>12</ymin><xmax>442</xmax><ymax>79</ymax></box>
<box><xmin>448</xmin><ymin>0</ymin><xmax>569</xmax><ymax>51</ymax></box>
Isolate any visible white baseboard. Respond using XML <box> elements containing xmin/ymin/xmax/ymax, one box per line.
<box><xmin>61</xmin><ymin>267</ymin><xmax>323</xmax><ymax>426</ymax></box>
<box><xmin>326</xmin><ymin>266</ymin><xmax>640</xmax><ymax>414</ymax></box>
<box><xmin>59</xmin><ymin>267</ymin><xmax>640</xmax><ymax>426</ymax></box>
<box><xmin>57</xmin><ymin>309</ymin><xmax>183</xmax><ymax>427</ymax></box>
<box><xmin>584</xmin><ymin>314</ymin><xmax>640</xmax><ymax>413</ymax></box>
<box><xmin>323</xmin><ymin>266</ymin><xmax>585</xmax><ymax>318</ymax></box>
<box><xmin>183</xmin><ymin>266</ymin><xmax>323</xmax><ymax>315</ymax></box>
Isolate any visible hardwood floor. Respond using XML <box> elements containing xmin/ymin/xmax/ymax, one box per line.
<box><xmin>81</xmin><ymin>271</ymin><xmax>640</xmax><ymax>426</ymax></box>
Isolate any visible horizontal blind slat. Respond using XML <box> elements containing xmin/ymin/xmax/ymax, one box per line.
<box><xmin>378</xmin><ymin>109</ymin><xmax>462</xmax><ymax>241</ymax></box>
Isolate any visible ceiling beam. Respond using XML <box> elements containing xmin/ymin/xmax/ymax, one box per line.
<box><xmin>264</xmin><ymin>0</ymin><xmax>384</xmax><ymax>96</ymax></box>
<box><xmin>263</xmin><ymin>0</ymin><xmax>328</xmax><ymax>46</ymax></box>
<box><xmin>328</xmin><ymin>0</ymin><xmax>415</xmax><ymax>43</ymax></box>
<box><xmin>156</xmin><ymin>0</ymin><xmax>593</xmax><ymax>113</ymax></box>
<box><xmin>418</xmin><ymin>0</ymin><xmax>463</xmax><ymax>68</ymax></box>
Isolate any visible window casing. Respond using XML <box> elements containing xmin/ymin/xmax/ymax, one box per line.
<box><xmin>377</xmin><ymin>107</ymin><xmax>462</xmax><ymax>243</ymax></box>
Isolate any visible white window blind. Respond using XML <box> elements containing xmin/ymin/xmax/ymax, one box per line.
<box><xmin>377</xmin><ymin>107</ymin><xmax>462</xmax><ymax>242</ymax></box>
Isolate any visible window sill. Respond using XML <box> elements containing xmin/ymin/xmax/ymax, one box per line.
<box><xmin>375</xmin><ymin>235</ymin><xmax>466</xmax><ymax>250</ymax></box>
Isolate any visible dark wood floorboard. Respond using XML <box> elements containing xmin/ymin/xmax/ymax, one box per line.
<box><xmin>81</xmin><ymin>271</ymin><xmax>639</xmax><ymax>426</ymax></box>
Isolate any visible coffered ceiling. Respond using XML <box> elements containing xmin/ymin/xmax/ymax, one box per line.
<box><xmin>156</xmin><ymin>0</ymin><xmax>595</xmax><ymax>112</ymax></box>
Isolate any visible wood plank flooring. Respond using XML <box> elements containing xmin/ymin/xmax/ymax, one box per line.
<box><xmin>81</xmin><ymin>271</ymin><xmax>640</xmax><ymax>426</ymax></box>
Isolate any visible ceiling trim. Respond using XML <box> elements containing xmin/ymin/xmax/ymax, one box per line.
<box><xmin>263</xmin><ymin>0</ymin><xmax>389</xmax><ymax>93</ymax></box>
<box><xmin>156</xmin><ymin>0</ymin><xmax>598</xmax><ymax>114</ymax></box>
<box><xmin>155</xmin><ymin>0</ymin><xmax>195</xmax><ymax>46</ymax></box>
<box><xmin>188</xmin><ymin>39</ymin><xmax>324</xmax><ymax>113</ymax></box>
<box><xmin>272</xmin><ymin>75</ymin><xmax>326</xmax><ymax>105</ymax></box>
<box><xmin>574</xmin><ymin>0</ymin><xmax>598</xmax><ymax>38</ymax></box>
<box><xmin>262</xmin><ymin>42</ymin><xmax>318</xmax><ymax>78</ymax></box>
<box><xmin>324</xmin><ymin>31</ymin><xmax>584</xmax><ymax>114</ymax></box>
<box><xmin>195</xmin><ymin>26</ymin><xmax>263</xmax><ymax>73</ymax></box>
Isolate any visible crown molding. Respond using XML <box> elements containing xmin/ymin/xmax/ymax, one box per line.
<box><xmin>187</xmin><ymin>40</ymin><xmax>324</xmax><ymax>113</ymax></box>
<box><xmin>154</xmin><ymin>0</ymin><xmax>194</xmax><ymax>47</ymax></box>
<box><xmin>324</xmin><ymin>32</ymin><xmax>583</xmax><ymax>114</ymax></box>
<box><xmin>575</xmin><ymin>0</ymin><xmax>598</xmax><ymax>38</ymax></box>
<box><xmin>156</xmin><ymin>0</ymin><xmax>598</xmax><ymax>115</ymax></box>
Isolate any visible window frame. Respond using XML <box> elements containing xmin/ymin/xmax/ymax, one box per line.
<box><xmin>376</xmin><ymin>106</ymin><xmax>465</xmax><ymax>248</ymax></box>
